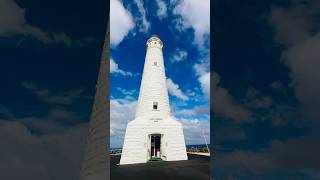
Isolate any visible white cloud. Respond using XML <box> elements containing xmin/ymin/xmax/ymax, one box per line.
<box><xmin>117</xmin><ymin>87</ymin><xmax>136</xmax><ymax>96</ymax></box>
<box><xmin>214</xmin><ymin>133</ymin><xmax>320</xmax><ymax>176</ymax></box>
<box><xmin>186</xmin><ymin>89</ymin><xmax>196</xmax><ymax>97</ymax></box>
<box><xmin>174</xmin><ymin>105</ymin><xmax>209</xmax><ymax>117</ymax></box>
<box><xmin>0</xmin><ymin>104</ymin><xmax>14</xmax><ymax>118</ymax></box>
<box><xmin>133</xmin><ymin>0</ymin><xmax>150</xmax><ymax>32</ymax></box>
<box><xmin>21</xmin><ymin>82</ymin><xmax>84</xmax><ymax>105</ymax></box>
<box><xmin>172</xmin><ymin>0</ymin><xmax>211</xmax><ymax>101</ymax></box>
<box><xmin>177</xmin><ymin>118</ymin><xmax>210</xmax><ymax>145</ymax></box>
<box><xmin>212</xmin><ymin>72</ymin><xmax>253</xmax><ymax>123</ymax></box>
<box><xmin>0</xmin><ymin>0</ymin><xmax>71</xmax><ymax>45</ymax></box>
<box><xmin>110</xmin><ymin>58</ymin><xmax>119</xmax><ymax>72</ymax></box>
<box><xmin>194</xmin><ymin>62</ymin><xmax>209</xmax><ymax>76</ymax></box>
<box><xmin>110</xmin><ymin>58</ymin><xmax>137</xmax><ymax>76</ymax></box>
<box><xmin>155</xmin><ymin>0</ymin><xmax>167</xmax><ymax>19</ymax></box>
<box><xmin>0</xmin><ymin>118</ymin><xmax>88</xmax><ymax>180</ymax></box>
<box><xmin>110</xmin><ymin>98</ymin><xmax>137</xmax><ymax>148</ymax></box>
<box><xmin>269</xmin><ymin>0</ymin><xmax>320</xmax><ymax>121</ymax></box>
<box><xmin>170</xmin><ymin>48</ymin><xmax>188</xmax><ymax>63</ymax></box>
<box><xmin>166</xmin><ymin>78</ymin><xmax>189</xmax><ymax>101</ymax></box>
<box><xmin>198</xmin><ymin>72</ymin><xmax>210</xmax><ymax>99</ymax></box>
<box><xmin>110</xmin><ymin>0</ymin><xmax>135</xmax><ymax>46</ymax></box>
<box><xmin>193</xmin><ymin>62</ymin><xmax>210</xmax><ymax>99</ymax></box>
<box><xmin>172</xmin><ymin>0</ymin><xmax>210</xmax><ymax>47</ymax></box>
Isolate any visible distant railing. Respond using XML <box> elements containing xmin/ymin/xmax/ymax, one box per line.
<box><xmin>110</xmin><ymin>144</ymin><xmax>211</xmax><ymax>155</ymax></box>
<box><xmin>110</xmin><ymin>149</ymin><xmax>122</xmax><ymax>155</ymax></box>
<box><xmin>186</xmin><ymin>144</ymin><xmax>210</xmax><ymax>153</ymax></box>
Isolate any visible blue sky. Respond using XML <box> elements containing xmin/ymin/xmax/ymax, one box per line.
<box><xmin>212</xmin><ymin>0</ymin><xmax>320</xmax><ymax>179</ymax></box>
<box><xmin>109</xmin><ymin>0</ymin><xmax>210</xmax><ymax>148</ymax></box>
<box><xmin>0</xmin><ymin>0</ymin><xmax>107</xmax><ymax>179</ymax></box>
<box><xmin>1</xmin><ymin>0</ymin><xmax>320</xmax><ymax>179</ymax></box>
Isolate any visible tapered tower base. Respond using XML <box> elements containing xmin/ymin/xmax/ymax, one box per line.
<box><xmin>120</xmin><ymin>117</ymin><xmax>188</xmax><ymax>165</ymax></box>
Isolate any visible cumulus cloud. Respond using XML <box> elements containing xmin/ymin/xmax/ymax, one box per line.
<box><xmin>186</xmin><ymin>89</ymin><xmax>196</xmax><ymax>97</ymax></box>
<box><xmin>116</xmin><ymin>87</ymin><xmax>136</xmax><ymax>96</ymax></box>
<box><xmin>0</xmin><ymin>104</ymin><xmax>14</xmax><ymax>118</ymax></box>
<box><xmin>155</xmin><ymin>0</ymin><xmax>167</xmax><ymax>19</ymax></box>
<box><xmin>269</xmin><ymin>0</ymin><xmax>320</xmax><ymax>121</ymax></box>
<box><xmin>47</xmin><ymin>108</ymin><xmax>81</xmax><ymax>124</ymax></box>
<box><xmin>0</xmin><ymin>104</ymin><xmax>88</xmax><ymax>180</ymax></box>
<box><xmin>110</xmin><ymin>97</ymin><xmax>137</xmax><ymax>148</ymax></box>
<box><xmin>245</xmin><ymin>87</ymin><xmax>273</xmax><ymax>109</ymax></box>
<box><xmin>213</xmin><ymin>132</ymin><xmax>320</xmax><ymax>178</ymax></box>
<box><xmin>269</xmin><ymin>81</ymin><xmax>287</xmax><ymax>93</ymax></box>
<box><xmin>21</xmin><ymin>82</ymin><xmax>84</xmax><ymax>105</ymax></box>
<box><xmin>0</xmin><ymin>121</ymin><xmax>87</xmax><ymax>180</ymax></box>
<box><xmin>212</xmin><ymin>72</ymin><xmax>253</xmax><ymax>123</ymax></box>
<box><xmin>243</xmin><ymin>86</ymin><xmax>298</xmax><ymax>127</ymax></box>
<box><xmin>194</xmin><ymin>62</ymin><xmax>209</xmax><ymax>77</ymax></box>
<box><xmin>110</xmin><ymin>58</ymin><xmax>138</xmax><ymax>76</ymax></box>
<box><xmin>213</xmin><ymin>2</ymin><xmax>320</xmax><ymax>177</ymax></box>
<box><xmin>166</xmin><ymin>78</ymin><xmax>189</xmax><ymax>101</ymax></box>
<box><xmin>198</xmin><ymin>72</ymin><xmax>210</xmax><ymax>99</ymax></box>
<box><xmin>193</xmin><ymin>62</ymin><xmax>210</xmax><ymax>99</ymax></box>
<box><xmin>133</xmin><ymin>0</ymin><xmax>150</xmax><ymax>32</ymax></box>
<box><xmin>0</xmin><ymin>0</ymin><xmax>72</xmax><ymax>45</ymax></box>
<box><xmin>172</xmin><ymin>0</ymin><xmax>210</xmax><ymax>47</ymax></box>
<box><xmin>177</xmin><ymin>118</ymin><xmax>210</xmax><ymax>145</ymax></box>
<box><xmin>170</xmin><ymin>48</ymin><xmax>188</xmax><ymax>63</ymax></box>
<box><xmin>174</xmin><ymin>105</ymin><xmax>209</xmax><ymax>117</ymax></box>
<box><xmin>110</xmin><ymin>0</ymin><xmax>135</xmax><ymax>46</ymax></box>
<box><xmin>171</xmin><ymin>0</ymin><xmax>211</xmax><ymax>101</ymax></box>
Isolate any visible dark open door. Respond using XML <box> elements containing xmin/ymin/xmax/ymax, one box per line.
<box><xmin>151</xmin><ymin>135</ymin><xmax>161</xmax><ymax>157</ymax></box>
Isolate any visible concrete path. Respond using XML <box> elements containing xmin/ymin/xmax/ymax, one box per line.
<box><xmin>110</xmin><ymin>154</ymin><xmax>209</xmax><ymax>180</ymax></box>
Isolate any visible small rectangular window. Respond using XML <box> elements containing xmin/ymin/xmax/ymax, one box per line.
<box><xmin>153</xmin><ymin>102</ymin><xmax>158</xmax><ymax>110</ymax></box>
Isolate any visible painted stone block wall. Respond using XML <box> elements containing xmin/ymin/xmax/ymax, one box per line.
<box><xmin>120</xmin><ymin>35</ymin><xmax>187</xmax><ymax>165</ymax></box>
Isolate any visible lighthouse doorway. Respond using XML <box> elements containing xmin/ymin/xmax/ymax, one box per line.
<box><xmin>150</xmin><ymin>134</ymin><xmax>161</xmax><ymax>159</ymax></box>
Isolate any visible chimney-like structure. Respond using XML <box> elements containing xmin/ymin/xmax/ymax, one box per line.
<box><xmin>120</xmin><ymin>35</ymin><xmax>188</xmax><ymax>165</ymax></box>
<box><xmin>80</xmin><ymin>20</ymin><xmax>109</xmax><ymax>180</ymax></box>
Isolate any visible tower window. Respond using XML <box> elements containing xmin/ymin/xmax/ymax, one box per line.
<box><xmin>153</xmin><ymin>102</ymin><xmax>158</xmax><ymax>110</ymax></box>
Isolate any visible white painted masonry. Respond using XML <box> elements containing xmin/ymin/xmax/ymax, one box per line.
<box><xmin>120</xmin><ymin>35</ymin><xmax>188</xmax><ymax>165</ymax></box>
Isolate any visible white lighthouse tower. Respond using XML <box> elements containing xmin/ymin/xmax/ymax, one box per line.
<box><xmin>120</xmin><ymin>35</ymin><xmax>188</xmax><ymax>165</ymax></box>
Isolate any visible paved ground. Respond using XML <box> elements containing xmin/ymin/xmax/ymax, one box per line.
<box><xmin>110</xmin><ymin>154</ymin><xmax>210</xmax><ymax>180</ymax></box>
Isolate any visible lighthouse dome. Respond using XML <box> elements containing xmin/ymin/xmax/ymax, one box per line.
<box><xmin>146</xmin><ymin>35</ymin><xmax>163</xmax><ymax>49</ymax></box>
